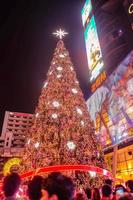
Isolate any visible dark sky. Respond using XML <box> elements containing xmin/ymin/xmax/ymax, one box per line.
<box><xmin>0</xmin><ymin>0</ymin><xmax>90</xmax><ymax>131</ymax></box>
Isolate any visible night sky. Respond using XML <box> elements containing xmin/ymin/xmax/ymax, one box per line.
<box><xmin>0</xmin><ymin>0</ymin><xmax>90</xmax><ymax>131</ymax></box>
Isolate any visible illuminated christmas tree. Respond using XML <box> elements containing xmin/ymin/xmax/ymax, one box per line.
<box><xmin>21</xmin><ymin>30</ymin><xmax>107</xmax><ymax>187</ymax></box>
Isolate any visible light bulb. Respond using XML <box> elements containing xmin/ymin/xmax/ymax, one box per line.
<box><xmin>43</xmin><ymin>82</ymin><xmax>48</xmax><ymax>88</ymax></box>
<box><xmin>76</xmin><ymin>108</ymin><xmax>83</xmax><ymax>115</ymax></box>
<box><xmin>89</xmin><ymin>171</ymin><xmax>96</xmax><ymax>177</ymax></box>
<box><xmin>81</xmin><ymin>120</ymin><xmax>85</xmax><ymax>126</ymax></box>
<box><xmin>57</xmin><ymin>74</ymin><xmax>62</xmax><ymax>78</ymax></box>
<box><xmin>57</xmin><ymin>66</ymin><xmax>63</xmax><ymax>71</ymax></box>
<box><xmin>52</xmin><ymin>113</ymin><xmax>58</xmax><ymax>119</ymax></box>
<box><xmin>59</xmin><ymin>54</ymin><xmax>65</xmax><ymax>58</ymax></box>
<box><xmin>72</xmin><ymin>88</ymin><xmax>78</xmax><ymax>94</ymax></box>
<box><xmin>36</xmin><ymin>113</ymin><xmax>39</xmax><ymax>117</ymax></box>
<box><xmin>35</xmin><ymin>142</ymin><xmax>40</xmax><ymax>148</ymax></box>
<box><xmin>27</xmin><ymin>139</ymin><xmax>31</xmax><ymax>145</ymax></box>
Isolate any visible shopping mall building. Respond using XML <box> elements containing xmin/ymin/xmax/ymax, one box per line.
<box><xmin>81</xmin><ymin>0</ymin><xmax>133</xmax><ymax>180</ymax></box>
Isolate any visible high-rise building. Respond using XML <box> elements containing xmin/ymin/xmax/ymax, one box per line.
<box><xmin>82</xmin><ymin>0</ymin><xmax>133</xmax><ymax>180</ymax></box>
<box><xmin>81</xmin><ymin>0</ymin><xmax>133</xmax><ymax>93</ymax></box>
<box><xmin>91</xmin><ymin>0</ymin><xmax>133</xmax><ymax>76</ymax></box>
<box><xmin>0</xmin><ymin>111</ymin><xmax>33</xmax><ymax>157</ymax></box>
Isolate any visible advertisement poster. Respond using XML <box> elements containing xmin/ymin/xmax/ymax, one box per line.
<box><xmin>87</xmin><ymin>52</ymin><xmax>133</xmax><ymax>148</ymax></box>
<box><xmin>84</xmin><ymin>16</ymin><xmax>104</xmax><ymax>83</ymax></box>
<box><xmin>81</xmin><ymin>0</ymin><xmax>92</xmax><ymax>27</ymax></box>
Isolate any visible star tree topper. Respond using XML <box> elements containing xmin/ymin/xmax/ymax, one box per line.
<box><xmin>53</xmin><ymin>28</ymin><xmax>68</xmax><ymax>40</ymax></box>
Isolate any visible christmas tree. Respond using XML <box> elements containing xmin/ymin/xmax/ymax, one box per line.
<box><xmin>21</xmin><ymin>30</ymin><xmax>107</xmax><ymax>187</ymax></box>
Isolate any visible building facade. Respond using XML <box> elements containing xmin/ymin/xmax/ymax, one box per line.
<box><xmin>82</xmin><ymin>0</ymin><xmax>133</xmax><ymax>180</ymax></box>
<box><xmin>0</xmin><ymin>111</ymin><xmax>33</xmax><ymax>157</ymax></box>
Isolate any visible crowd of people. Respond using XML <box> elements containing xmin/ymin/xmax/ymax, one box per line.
<box><xmin>0</xmin><ymin>172</ymin><xmax>133</xmax><ymax>200</ymax></box>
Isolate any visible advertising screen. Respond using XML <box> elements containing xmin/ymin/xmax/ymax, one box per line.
<box><xmin>84</xmin><ymin>16</ymin><xmax>104</xmax><ymax>83</ymax></box>
<box><xmin>86</xmin><ymin>52</ymin><xmax>133</xmax><ymax>148</ymax></box>
<box><xmin>81</xmin><ymin>0</ymin><xmax>106</xmax><ymax>92</ymax></box>
<box><xmin>81</xmin><ymin>0</ymin><xmax>92</xmax><ymax>27</ymax></box>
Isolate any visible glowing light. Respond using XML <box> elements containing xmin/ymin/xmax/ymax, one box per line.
<box><xmin>127</xmin><ymin>78</ymin><xmax>133</xmax><ymax>94</ymax></box>
<box><xmin>53</xmin><ymin>29</ymin><xmax>68</xmax><ymax>40</ymax></box>
<box><xmin>67</xmin><ymin>141</ymin><xmax>76</xmax><ymax>150</ymax></box>
<box><xmin>59</xmin><ymin>54</ymin><xmax>65</xmax><ymax>58</ymax></box>
<box><xmin>49</xmin><ymin>71</ymin><xmax>53</xmax><ymax>75</ymax></box>
<box><xmin>57</xmin><ymin>74</ymin><xmax>62</xmax><ymax>78</ymax></box>
<box><xmin>27</xmin><ymin>139</ymin><xmax>31</xmax><ymax>145</ymax></box>
<box><xmin>20</xmin><ymin>165</ymin><xmax>112</xmax><ymax>179</ymax></box>
<box><xmin>72</xmin><ymin>88</ymin><xmax>78</xmax><ymax>94</ymax></box>
<box><xmin>3</xmin><ymin>158</ymin><xmax>21</xmax><ymax>176</ymax></box>
<box><xmin>128</xmin><ymin>3</ymin><xmax>133</xmax><ymax>14</ymax></box>
<box><xmin>103</xmin><ymin>169</ymin><xmax>108</xmax><ymax>176</ymax></box>
<box><xmin>36</xmin><ymin>113</ymin><xmax>39</xmax><ymax>117</ymax></box>
<box><xmin>76</xmin><ymin>107</ymin><xmax>83</xmax><ymax>115</ymax></box>
<box><xmin>35</xmin><ymin>142</ymin><xmax>40</xmax><ymax>148</ymax></box>
<box><xmin>52</xmin><ymin>101</ymin><xmax>60</xmax><ymax>108</ymax></box>
<box><xmin>75</xmin><ymin>81</ymin><xmax>79</xmax><ymax>84</ymax></box>
<box><xmin>89</xmin><ymin>171</ymin><xmax>96</xmax><ymax>177</ymax></box>
<box><xmin>10</xmin><ymin>112</ymin><xmax>13</xmax><ymax>115</ymax></box>
<box><xmin>52</xmin><ymin>113</ymin><xmax>58</xmax><ymax>119</ymax></box>
<box><xmin>52</xmin><ymin>61</ymin><xmax>55</xmax><ymax>65</ymax></box>
<box><xmin>81</xmin><ymin>120</ymin><xmax>85</xmax><ymax>126</ymax></box>
<box><xmin>43</xmin><ymin>82</ymin><xmax>48</xmax><ymax>88</ymax></box>
<box><xmin>57</xmin><ymin>66</ymin><xmax>63</xmax><ymax>71</ymax></box>
<box><xmin>70</xmin><ymin>67</ymin><xmax>74</xmax><ymax>71</ymax></box>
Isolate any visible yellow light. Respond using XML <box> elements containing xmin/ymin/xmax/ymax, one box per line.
<box><xmin>128</xmin><ymin>3</ymin><xmax>133</xmax><ymax>14</ymax></box>
<box><xmin>3</xmin><ymin>158</ymin><xmax>21</xmax><ymax>176</ymax></box>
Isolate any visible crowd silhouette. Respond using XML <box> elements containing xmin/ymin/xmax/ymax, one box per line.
<box><xmin>0</xmin><ymin>172</ymin><xmax>133</xmax><ymax>200</ymax></box>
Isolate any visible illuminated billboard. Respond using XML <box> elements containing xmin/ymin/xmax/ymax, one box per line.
<box><xmin>81</xmin><ymin>0</ymin><xmax>92</xmax><ymax>27</ymax></box>
<box><xmin>84</xmin><ymin>16</ymin><xmax>104</xmax><ymax>83</ymax></box>
<box><xmin>87</xmin><ymin>52</ymin><xmax>133</xmax><ymax>148</ymax></box>
<box><xmin>81</xmin><ymin>0</ymin><xmax>106</xmax><ymax>92</ymax></box>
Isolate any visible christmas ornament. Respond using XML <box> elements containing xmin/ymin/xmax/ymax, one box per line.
<box><xmin>52</xmin><ymin>101</ymin><xmax>60</xmax><ymax>108</ymax></box>
<box><xmin>67</xmin><ymin>141</ymin><xmax>76</xmax><ymax>150</ymax></box>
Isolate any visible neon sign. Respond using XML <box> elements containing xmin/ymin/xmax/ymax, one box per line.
<box><xmin>128</xmin><ymin>3</ymin><xmax>133</xmax><ymax>14</ymax></box>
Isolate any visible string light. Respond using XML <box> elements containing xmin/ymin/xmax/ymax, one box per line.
<box><xmin>70</xmin><ymin>67</ymin><xmax>74</xmax><ymax>71</ymax></box>
<box><xmin>36</xmin><ymin>113</ymin><xmax>39</xmax><ymax>117</ymax></box>
<box><xmin>81</xmin><ymin>120</ymin><xmax>85</xmax><ymax>126</ymax></box>
<box><xmin>89</xmin><ymin>171</ymin><xmax>96</xmax><ymax>177</ymax></box>
<box><xmin>52</xmin><ymin>113</ymin><xmax>58</xmax><ymax>119</ymax></box>
<box><xmin>27</xmin><ymin>139</ymin><xmax>31</xmax><ymax>145</ymax></box>
<box><xmin>49</xmin><ymin>71</ymin><xmax>53</xmax><ymax>75</ymax></box>
<box><xmin>59</xmin><ymin>54</ymin><xmax>65</xmax><ymax>58</ymax></box>
<box><xmin>57</xmin><ymin>74</ymin><xmax>62</xmax><ymax>78</ymax></box>
<box><xmin>76</xmin><ymin>107</ymin><xmax>83</xmax><ymax>115</ymax></box>
<box><xmin>43</xmin><ymin>82</ymin><xmax>48</xmax><ymax>88</ymax></box>
<box><xmin>57</xmin><ymin>66</ymin><xmax>63</xmax><ymax>71</ymax></box>
<box><xmin>72</xmin><ymin>88</ymin><xmax>78</xmax><ymax>94</ymax></box>
<box><xmin>35</xmin><ymin>142</ymin><xmax>40</xmax><ymax>148</ymax></box>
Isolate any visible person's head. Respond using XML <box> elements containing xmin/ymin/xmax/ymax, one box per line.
<box><xmin>92</xmin><ymin>188</ymin><xmax>100</xmax><ymax>200</ymax></box>
<box><xmin>125</xmin><ymin>180</ymin><xmax>133</xmax><ymax>193</ymax></box>
<box><xmin>75</xmin><ymin>192</ymin><xmax>87</xmax><ymax>200</ymax></box>
<box><xmin>3</xmin><ymin>172</ymin><xmax>21</xmax><ymax>197</ymax></box>
<box><xmin>102</xmin><ymin>184</ymin><xmax>112</xmax><ymax>198</ymax></box>
<box><xmin>115</xmin><ymin>184</ymin><xmax>127</xmax><ymax>195</ymax></box>
<box><xmin>105</xmin><ymin>179</ymin><xmax>113</xmax><ymax>187</ymax></box>
<box><xmin>41</xmin><ymin>172</ymin><xmax>75</xmax><ymax>200</ymax></box>
<box><xmin>85</xmin><ymin>188</ymin><xmax>91</xmax><ymax>199</ymax></box>
<box><xmin>28</xmin><ymin>175</ymin><xmax>43</xmax><ymax>200</ymax></box>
